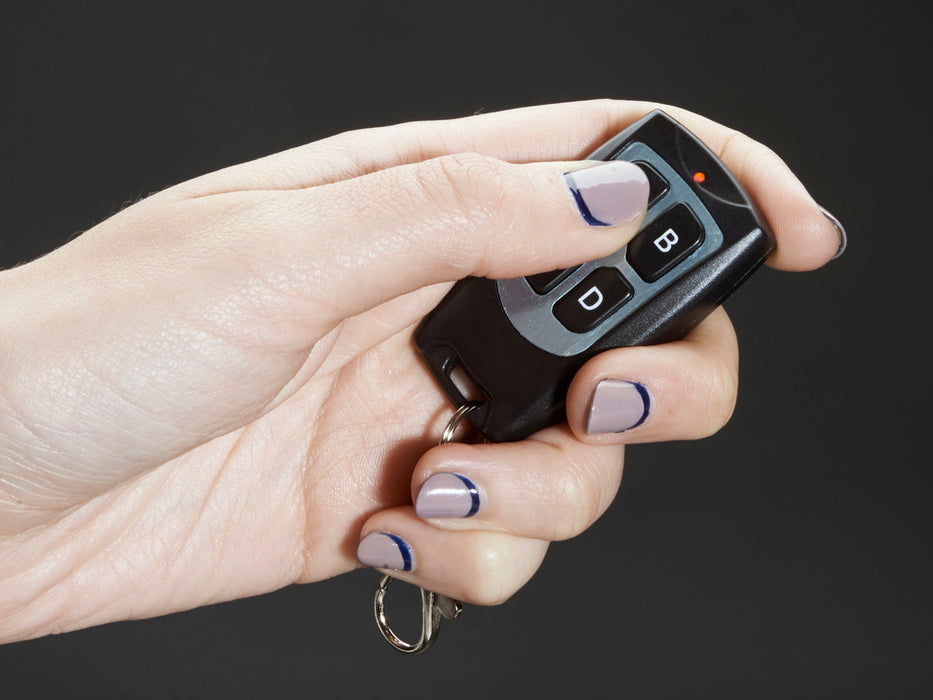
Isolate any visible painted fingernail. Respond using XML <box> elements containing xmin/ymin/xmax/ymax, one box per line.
<box><xmin>586</xmin><ymin>379</ymin><xmax>651</xmax><ymax>434</ymax></box>
<box><xmin>820</xmin><ymin>206</ymin><xmax>847</xmax><ymax>260</ymax></box>
<box><xmin>564</xmin><ymin>161</ymin><xmax>649</xmax><ymax>227</ymax></box>
<box><xmin>357</xmin><ymin>532</ymin><xmax>414</xmax><ymax>572</ymax></box>
<box><xmin>416</xmin><ymin>472</ymin><xmax>481</xmax><ymax>519</ymax></box>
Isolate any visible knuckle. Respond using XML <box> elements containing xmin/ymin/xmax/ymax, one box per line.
<box><xmin>411</xmin><ymin>152</ymin><xmax>524</xmax><ymax>275</ymax></box>
<box><xmin>461</xmin><ymin>538</ymin><xmax>515</xmax><ymax>606</ymax></box>
<box><xmin>549</xmin><ymin>459</ymin><xmax>604</xmax><ymax>540</ymax></box>
<box><xmin>419</xmin><ymin>152</ymin><xmax>508</xmax><ymax>215</ymax></box>
<box><xmin>696</xmin><ymin>362</ymin><xmax>739</xmax><ymax>438</ymax></box>
<box><xmin>718</xmin><ymin>129</ymin><xmax>786</xmax><ymax>184</ymax></box>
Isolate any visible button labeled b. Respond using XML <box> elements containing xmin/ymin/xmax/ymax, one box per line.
<box><xmin>626</xmin><ymin>203</ymin><xmax>704</xmax><ymax>283</ymax></box>
<box><xmin>653</xmin><ymin>228</ymin><xmax>679</xmax><ymax>253</ymax></box>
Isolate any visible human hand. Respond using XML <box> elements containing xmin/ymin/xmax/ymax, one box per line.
<box><xmin>0</xmin><ymin>100</ymin><xmax>843</xmax><ymax>642</ymax></box>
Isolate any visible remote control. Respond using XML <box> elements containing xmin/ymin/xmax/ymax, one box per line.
<box><xmin>414</xmin><ymin>110</ymin><xmax>775</xmax><ymax>443</ymax></box>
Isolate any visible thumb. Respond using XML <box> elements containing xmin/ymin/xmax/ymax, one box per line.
<box><xmin>216</xmin><ymin>154</ymin><xmax>650</xmax><ymax>331</ymax></box>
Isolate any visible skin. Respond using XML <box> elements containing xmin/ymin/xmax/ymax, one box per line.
<box><xmin>0</xmin><ymin>100</ymin><xmax>841</xmax><ymax>642</ymax></box>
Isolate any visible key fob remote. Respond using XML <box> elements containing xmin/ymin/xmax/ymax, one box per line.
<box><xmin>415</xmin><ymin>109</ymin><xmax>775</xmax><ymax>442</ymax></box>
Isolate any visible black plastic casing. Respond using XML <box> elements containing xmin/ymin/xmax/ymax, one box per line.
<box><xmin>415</xmin><ymin>110</ymin><xmax>775</xmax><ymax>442</ymax></box>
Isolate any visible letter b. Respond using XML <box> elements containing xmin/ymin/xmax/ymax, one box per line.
<box><xmin>653</xmin><ymin>228</ymin><xmax>679</xmax><ymax>253</ymax></box>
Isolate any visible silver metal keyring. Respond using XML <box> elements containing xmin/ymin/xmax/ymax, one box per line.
<box><xmin>440</xmin><ymin>401</ymin><xmax>482</xmax><ymax>445</ymax></box>
<box><xmin>372</xmin><ymin>401</ymin><xmax>481</xmax><ymax>654</ymax></box>
<box><xmin>373</xmin><ymin>574</ymin><xmax>462</xmax><ymax>654</ymax></box>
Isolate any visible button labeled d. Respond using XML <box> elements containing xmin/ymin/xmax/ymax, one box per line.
<box><xmin>577</xmin><ymin>286</ymin><xmax>604</xmax><ymax>311</ymax></box>
<box><xmin>553</xmin><ymin>267</ymin><xmax>634</xmax><ymax>334</ymax></box>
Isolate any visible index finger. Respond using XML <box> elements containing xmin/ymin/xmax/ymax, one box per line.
<box><xmin>177</xmin><ymin>99</ymin><xmax>844</xmax><ymax>271</ymax></box>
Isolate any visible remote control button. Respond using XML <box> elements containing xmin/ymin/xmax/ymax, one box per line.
<box><xmin>552</xmin><ymin>267</ymin><xmax>634</xmax><ymax>333</ymax></box>
<box><xmin>526</xmin><ymin>266</ymin><xmax>580</xmax><ymax>295</ymax></box>
<box><xmin>633</xmin><ymin>160</ymin><xmax>669</xmax><ymax>207</ymax></box>
<box><xmin>626</xmin><ymin>203</ymin><xmax>704</xmax><ymax>283</ymax></box>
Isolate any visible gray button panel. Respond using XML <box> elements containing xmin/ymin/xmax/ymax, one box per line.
<box><xmin>496</xmin><ymin>142</ymin><xmax>724</xmax><ymax>357</ymax></box>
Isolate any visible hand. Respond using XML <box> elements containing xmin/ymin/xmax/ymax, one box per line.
<box><xmin>0</xmin><ymin>100</ymin><xmax>843</xmax><ymax>642</ymax></box>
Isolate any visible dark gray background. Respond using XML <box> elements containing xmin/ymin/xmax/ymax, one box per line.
<box><xmin>1</xmin><ymin>2</ymin><xmax>930</xmax><ymax>698</ymax></box>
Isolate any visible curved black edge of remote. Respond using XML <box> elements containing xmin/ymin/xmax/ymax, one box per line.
<box><xmin>415</xmin><ymin>110</ymin><xmax>776</xmax><ymax>443</ymax></box>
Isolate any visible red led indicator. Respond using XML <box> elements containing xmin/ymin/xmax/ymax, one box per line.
<box><xmin>693</xmin><ymin>171</ymin><xmax>706</xmax><ymax>183</ymax></box>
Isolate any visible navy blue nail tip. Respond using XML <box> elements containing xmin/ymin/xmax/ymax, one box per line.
<box><xmin>820</xmin><ymin>206</ymin><xmax>847</xmax><ymax>260</ymax></box>
<box><xmin>564</xmin><ymin>173</ymin><xmax>610</xmax><ymax>227</ymax></box>
<box><xmin>385</xmin><ymin>533</ymin><xmax>413</xmax><ymax>572</ymax></box>
<box><xmin>454</xmin><ymin>474</ymin><xmax>481</xmax><ymax>517</ymax></box>
<box><xmin>630</xmin><ymin>382</ymin><xmax>651</xmax><ymax>430</ymax></box>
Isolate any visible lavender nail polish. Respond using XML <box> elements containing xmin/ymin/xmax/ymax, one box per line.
<box><xmin>357</xmin><ymin>532</ymin><xmax>414</xmax><ymax>572</ymax></box>
<box><xmin>564</xmin><ymin>161</ymin><xmax>649</xmax><ymax>227</ymax></box>
<box><xmin>586</xmin><ymin>379</ymin><xmax>651</xmax><ymax>434</ymax></box>
<box><xmin>416</xmin><ymin>473</ymin><xmax>480</xmax><ymax>519</ymax></box>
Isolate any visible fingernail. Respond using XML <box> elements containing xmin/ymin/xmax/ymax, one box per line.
<box><xmin>586</xmin><ymin>379</ymin><xmax>651</xmax><ymax>434</ymax></box>
<box><xmin>416</xmin><ymin>472</ymin><xmax>481</xmax><ymax>519</ymax></box>
<box><xmin>357</xmin><ymin>532</ymin><xmax>414</xmax><ymax>572</ymax></box>
<box><xmin>820</xmin><ymin>206</ymin><xmax>847</xmax><ymax>260</ymax></box>
<box><xmin>564</xmin><ymin>161</ymin><xmax>649</xmax><ymax>227</ymax></box>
